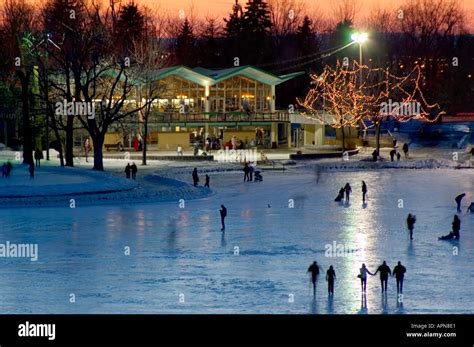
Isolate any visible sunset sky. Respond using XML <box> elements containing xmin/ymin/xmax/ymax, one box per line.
<box><xmin>143</xmin><ymin>0</ymin><xmax>474</xmax><ymax>28</ymax></box>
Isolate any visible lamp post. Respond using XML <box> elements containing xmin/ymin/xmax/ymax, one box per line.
<box><xmin>351</xmin><ymin>32</ymin><xmax>368</xmax><ymax>84</ymax></box>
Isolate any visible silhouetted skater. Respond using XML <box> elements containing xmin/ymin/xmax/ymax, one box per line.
<box><xmin>204</xmin><ymin>174</ymin><xmax>210</xmax><ymax>188</ymax></box>
<box><xmin>344</xmin><ymin>183</ymin><xmax>352</xmax><ymax>203</ymax></box>
<box><xmin>374</xmin><ymin>261</ymin><xmax>392</xmax><ymax>293</ymax></box>
<box><xmin>131</xmin><ymin>163</ymin><xmax>137</xmax><ymax>180</ymax></box>
<box><xmin>249</xmin><ymin>165</ymin><xmax>254</xmax><ymax>181</ymax></box>
<box><xmin>243</xmin><ymin>163</ymin><xmax>250</xmax><ymax>182</ymax></box>
<box><xmin>407</xmin><ymin>213</ymin><xmax>416</xmax><ymax>240</ymax></box>
<box><xmin>403</xmin><ymin>143</ymin><xmax>409</xmax><ymax>158</ymax></box>
<box><xmin>334</xmin><ymin>187</ymin><xmax>345</xmax><ymax>202</ymax></box>
<box><xmin>439</xmin><ymin>215</ymin><xmax>461</xmax><ymax>240</ymax></box>
<box><xmin>397</xmin><ymin>152</ymin><xmax>401</xmax><ymax>161</ymax></box>
<box><xmin>455</xmin><ymin>193</ymin><xmax>466</xmax><ymax>212</ymax></box>
<box><xmin>125</xmin><ymin>163</ymin><xmax>131</xmax><ymax>179</ymax></box>
<box><xmin>372</xmin><ymin>149</ymin><xmax>379</xmax><ymax>162</ymax></box>
<box><xmin>362</xmin><ymin>181</ymin><xmax>367</xmax><ymax>203</ymax></box>
<box><xmin>307</xmin><ymin>261</ymin><xmax>320</xmax><ymax>296</ymax></box>
<box><xmin>393</xmin><ymin>261</ymin><xmax>406</xmax><ymax>293</ymax></box>
<box><xmin>358</xmin><ymin>263</ymin><xmax>373</xmax><ymax>293</ymax></box>
<box><xmin>468</xmin><ymin>202</ymin><xmax>474</xmax><ymax>213</ymax></box>
<box><xmin>29</xmin><ymin>162</ymin><xmax>34</xmax><ymax>179</ymax></box>
<box><xmin>34</xmin><ymin>148</ymin><xmax>43</xmax><ymax>167</ymax></box>
<box><xmin>390</xmin><ymin>149</ymin><xmax>396</xmax><ymax>161</ymax></box>
<box><xmin>326</xmin><ymin>265</ymin><xmax>336</xmax><ymax>295</ymax></box>
<box><xmin>220</xmin><ymin>205</ymin><xmax>227</xmax><ymax>231</ymax></box>
<box><xmin>192</xmin><ymin>168</ymin><xmax>199</xmax><ymax>186</ymax></box>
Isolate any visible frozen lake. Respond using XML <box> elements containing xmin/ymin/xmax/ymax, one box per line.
<box><xmin>0</xmin><ymin>168</ymin><xmax>473</xmax><ymax>314</ymax></box>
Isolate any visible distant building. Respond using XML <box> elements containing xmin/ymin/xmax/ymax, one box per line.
<box><xmin>109</xmin><ymin>65</ymin><xmax>326</xmax><ymax>150</ymax></box>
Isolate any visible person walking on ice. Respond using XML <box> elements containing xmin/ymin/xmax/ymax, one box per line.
<box><xmin>307</xmin><ymin>261</ymin><xmax>320</xmax><ymax>296</ymax></box>
<box><xmin>125</xmin><ymin>163</ymin><xmax>131</xmax><ymax>179</ymax></box>
<box><xmin>192</xmin><ymin>168</ymin><xmax>199</xmax><ymax>187</ymax></box>
<box><xmin>393</xmin><ymin>261</ymin><xmax>406</xmax><ymax>294</ymax></box>
<box><xmin>243</xmin><ymin>163</ymin><xmax>250</xmax><ymax>182</ymax></box>
<box><xmin>131</xmin><ymin>163</ymin><xmax>138</xmax><ymax>180</ymax></box>
<box><xmin>326</xmin><ymin>265</ymin><xmax>336</xmax><ymax>295</ymax></box>
<box><xmin>219</xmin><ymin>205</ymin><xmax>227</xmax><ymax>231</ymax></box>
<box><xmin>374</xmin><ymin>261</ymin><xmax>392</xmax><ymax>293</ymax></box>
<box><xmin>455</xmin><ymin>193</ymin><xmax>466</xmax><ymax>213</ymax></box>
<box><xmin>204</xmin><ymin>174</ymin><xmax>210</xmax><ymax>188</ymax></box>
<box><xmin>344</xmin><ymin>183</ymin><xmax>352</xmax><ymax>203</ymax></box>
<box><xmin>358</xmin><ymin>263</ymin><xmax>373</xmax><ymax>293</ymax></box>
<box><xmin>362</xmin><ymin>181</ymin><xmax>367</xmax><ymax>203</ymax></box>
<box><xmin>407</xmin><ymin>213</ymin><xmax>416</xmax><ymax>240</ymax></box>
<box><xmin>402</xmin><ymin>143</ymin><xmax>409</xmax><ymax>158</ymax></box>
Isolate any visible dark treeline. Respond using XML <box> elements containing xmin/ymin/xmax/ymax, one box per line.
<box><xmin>0</xmin><ymin>0</ymin><xmax>473</xmax><ymax>170</ymax></box>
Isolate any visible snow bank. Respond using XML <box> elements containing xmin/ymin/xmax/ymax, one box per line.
<box><xmin>307</xmin><ymin>158</ymin><xmax>460</xmax><ymax>171</ymax></box>
<box><xmin>0</xmin><ymin>165</ymin><xmax>137</xmax><ymax>198</ymax></box>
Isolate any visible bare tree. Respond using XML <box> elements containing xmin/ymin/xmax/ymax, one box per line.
<box><xmin>298</xmin><ymin>60</ymin><xmax>444</xmax><ymax>153</ymax></box>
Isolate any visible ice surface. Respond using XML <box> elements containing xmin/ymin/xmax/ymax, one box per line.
<box><xmin>0</xmin><ymin>166</ymin><xmax>472</xmax><ymax>314</ymax></box>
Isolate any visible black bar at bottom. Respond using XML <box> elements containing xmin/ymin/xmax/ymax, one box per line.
<box><xmin>0</xmin><ymin>314</ymin><xmax>473</xmax><ymax>345</ymax></box>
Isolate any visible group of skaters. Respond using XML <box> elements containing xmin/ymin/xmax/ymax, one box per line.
<box><xmin>192</xmin><ymin>168</ymin><xmax>210</xmax><ymax>188</ymax></box>
<box><xmin>243</xmin><ymin>162</ymin><xmax>262</xmax><ymax>182</ymax></box>
<box><xmin>334</xmin><ymin>181</ymin><xmax>367</xmax><ymax>204</ymax></box>
<box><xmin>124</xmin><ymin>163</ymin><xmax>138</xmax><ymax>179</ymax></box>
<box><xmin>307</xmin><ymin>260</ymin><xmax>407</xmax><ymax>296</ymax></box>
<box><xmin>417</xmin><ymin>192</ymin><xmax>471</xmax><ymax>241</ymax></box>
<box><xmin>371</xmin><ymin>140</ymin><xmax>410</xmax><ymax>162</ymax></box>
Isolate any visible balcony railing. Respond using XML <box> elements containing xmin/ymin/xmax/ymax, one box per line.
<box><xmin>147</xmin><ymin>111</ymin><xmax>290</xmax><ymax>123</ymax></box>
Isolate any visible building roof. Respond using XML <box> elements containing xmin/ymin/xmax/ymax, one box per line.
<box><xmin>151</xmin><ymin>65</ymin><xmax>305</xmax><ymax>86</ymax></box>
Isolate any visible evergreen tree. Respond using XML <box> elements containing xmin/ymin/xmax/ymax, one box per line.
<box><xmin>174</xmin><ymin>19</ymin><xmax>195</xmax><ymax>66</ymax></box>
<box><xmin>241</xmin><ymin>0</ymin><xmax>273</xmax><ymax>64</ymax></box>
<box><xmin>115</xmin><ymin>2</ymin><xmax>145</xmax><ymax>56</ymax></box>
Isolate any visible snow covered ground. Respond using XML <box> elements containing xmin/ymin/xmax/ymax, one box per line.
<box><xmin>0</xmin><ymin>161</ymin><xmax>472</xmax><ymax>314</ymax></box>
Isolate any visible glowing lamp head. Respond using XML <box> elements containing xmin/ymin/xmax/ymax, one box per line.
<box><xmin>351</xmin><ymin>32</ymin><xmax>368</xmax><ymax>43</ymax></box>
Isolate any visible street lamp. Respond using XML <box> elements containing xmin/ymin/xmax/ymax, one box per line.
<box><xmin>351</xmin><ymin>32</ymin><xmax>368</xmax><ymax>70</ymax></box>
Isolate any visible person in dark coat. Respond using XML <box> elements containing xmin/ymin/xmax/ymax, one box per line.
<box><xmin>34</xmin><ymin>148</ymin><xmax>43</xmax><ymax>167</ymax></box>
<box><xmin>125</xmin><ymin>163</ymin><xmax>131</xmax><ymax>179</ymax></box>
<box><xmin>390</xmin><ymin>149</ymin><xmax>396</xmax><ymax>161</ymax></box>
<box><xmin>326</xmin><ymin>265</ymin><xmax>336</xmax><ymax>295</ymax></box>
<box><xmin>344</xmin><ymin>183</ymin><xmax>352</xmax><ymax>203</ymax></box>
<box><xmin>131</xmin><ymin>163</ymin><xmax>138</xmax><ymax>180</ymax></box>
<box><xmin>455</xmin><ymin>193</ymin><xmax>466</xmax><ymax>212</ymax></box>
<box><xmin>374</xmin><ymin>261</ymin><xmax>392</xmax><ymax>293</ymax></box>
<box><xmin>407</xmin><ymin>213</ymin><xmax>416</xmax><ymax>240</ymax></box>
<box><xmin>372</xmin><ymin>149</ymin><xmax>379</xmax><ymax>162</ymax></box>
<box><xmin>249</xmin><ymin>165</ymin><xmax>254</xmax><ymax>181</ymax></box>
<box><xmin>397</xmin><ymin>152</ymin><xmax>401</xmax><ymax>161</ymax></box>
<box><xmin>402</xmin><ymin>143</ymin><xmax>409</xmax><ymax>158</ymax></box>
<box><xmin>362</xmin><ymin>181</ymin><xmax>367</xmax><ymax>203</ymax></box>
<box><xmin>204</xmin><ymin>174</ymin><xmax>210</xmax><ymax>188</ymax></box>
<box><xmin>192</xmin><ymin>168</ymin><xmax>199</xmax><ymax>186</ymax></box>
<box><xmin>393</xmin><ymin>261</ymin><xmax>406</xmax><ymax>294</ymax></box>
<box><xmin>334</xmin><ymin>187</ymin><xmax>345</xmax><ymax>202</ymax></box>
<box><xmin>307</xmin><ymin>261</ymin><xmax>320</xmax><ymax>296</ymax></box>
<box><xmin>29</xmin><ymin>162</ymin><xmax>35</xmax><ymax>179</ymax></box>
<box><xmin>220</xmin><ymin>205</ymin><xmax>227</xmax><ymax>231</ymax></box>
<box><xmin>243</xmin><ymin>163</ymin><xmax>250</xmax><ymax>182</ymax></box>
